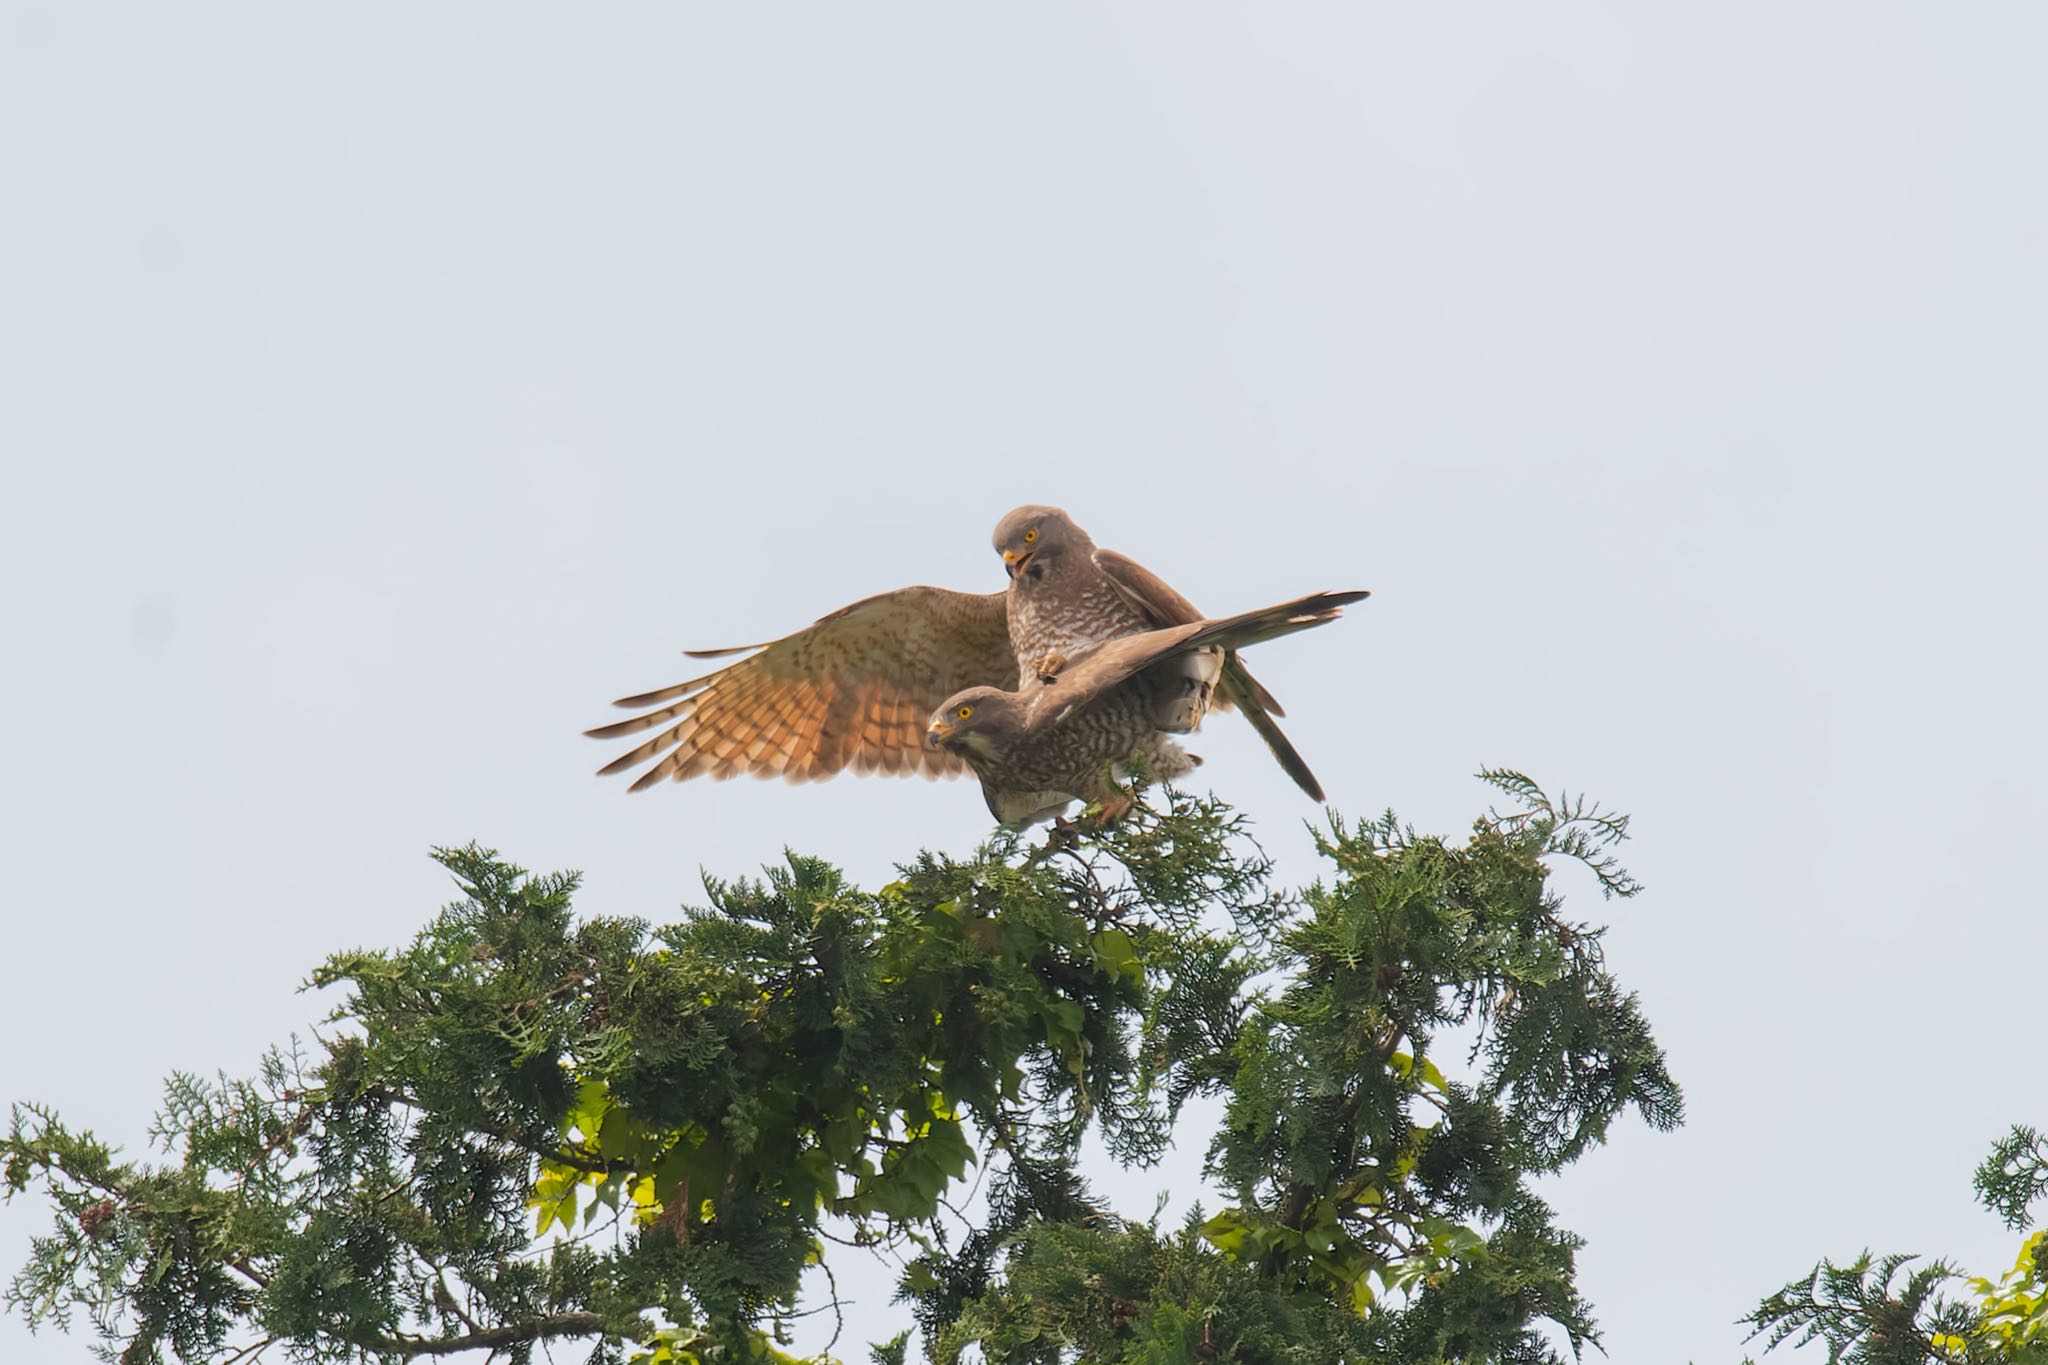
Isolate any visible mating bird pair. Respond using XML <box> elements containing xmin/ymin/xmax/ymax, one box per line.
<box><xmin>587</xmin><ymin>506</ymin><xmax>1368</xmax><ymax>826</ymax></box>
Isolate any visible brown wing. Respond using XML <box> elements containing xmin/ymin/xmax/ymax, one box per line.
<box><xmin>587</xmin><ymin>587</ymin><xmax>1014</xmax><ymax>791</ymax></box>
<box><xmin>1091</xmin><ymin>548</ymin><xmax>1204</xmax><ymax>628</ymax></box>
<box><xmin>1093</xmin><ymin>548</ymin><xmax>1286</xmax><ymax>716</ymax></box>
<box><xmin>1023</xmin><ymin>590</ymin><xmax>1368</xmax><ymax>731</ymax></box>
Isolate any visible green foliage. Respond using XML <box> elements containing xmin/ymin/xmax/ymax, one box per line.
<box><xmin>1969</xmin><ymin>1231</ymin><xmax>2048</xmax><ymax>1361</ymax></box>
<box><xmin>1746</xmin><ymin>1254</ymin><xmax>1980</xmax><ymax>1365</ymax></box>
<box><xmin>1746</xmin><ymin>1124</ymin><xmax>2048</xmax><ymax>1364</ymax></box>
<box><xmin>4</xmin><ymin>777</ymin><xmax>1678</xmax><ymax>1364</ymax></box>
<box><xmin>1979</xmin><ymin>1130</ymin><xmax>2048</xmax><ymax>1234</ymax></box>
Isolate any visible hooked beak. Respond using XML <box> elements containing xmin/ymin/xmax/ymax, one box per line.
<box><xmin>926</xmin><ymin>720</ymin><xmax>953</xmax><ymax>749</ymax></box>
<box><xmin>1003</xmin><ymin>548</ymin><xmax>1036</xmax><ymax>579</ymax></box>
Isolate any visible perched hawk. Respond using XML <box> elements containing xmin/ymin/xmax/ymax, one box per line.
<box><xmin>927</xmin><ymin>590</ymin><xmax>1369</xmax><ymax>826</ymax></box>
<box><xmin>586</xmin><ymin>511</ymin><xmax>1368</xmax><ymax>806</ymax></box>
<box><xmin>992</xmin><ymin>505</ymin><xmax>1331</xmax><ymax>800</ymax></box>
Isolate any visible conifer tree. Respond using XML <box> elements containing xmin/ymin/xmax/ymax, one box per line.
<box><xmin>1745</xmin><ymin>1125</ymin><xmax>2048</xmax><ymax>1363</ymax></box>
<box><xmin>5</xmin><ymin>774</ymin><xmax>1683</xmax><ymax>1364</ymax></box>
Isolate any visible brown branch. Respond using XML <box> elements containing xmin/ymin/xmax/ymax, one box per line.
<box><xmin>363</xmin><ymin>1312</ymin><xmax>609</xmax><ymax>1358</ymax></box>
<box><xmin>220</xmin><ymin>1334</ymin><xmax>278</xmax><ymax>1365</ymax></box>
<box><xmin>818</xmin><ymin>1258</ymin><xmax>846</xmax><ymax>1358</ymax></box>
<box><xmin>432</xmin><ymin>1266</ymin><xmax>483</xmax><ymax>1335</ymax></box>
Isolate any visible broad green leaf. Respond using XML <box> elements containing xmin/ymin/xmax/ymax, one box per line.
<box><xmin>1199</xmin><ymin>1209</ymin><xmax>1251</xmax><ymax>1258</ymax></box>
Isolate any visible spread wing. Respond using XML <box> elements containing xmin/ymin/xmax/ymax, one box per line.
<box><xmin>587</xmin><ymin>587</ymin><xmax>1014</xmax><ymax>791</ymax></box>
<box><xmin>1091</xmin><ymin>548</ymin><xmax>1206</xmax><ymax>628</ymax></box>
<box><xmin>1093</xmin><ymin>548</ymin><xmax>1286</xmax><ymax>717</ymax></box>
<box><xmin>1024</xmin><ymin>590</ymin><xmax>1369</xmax><ymax>731</ymax></box>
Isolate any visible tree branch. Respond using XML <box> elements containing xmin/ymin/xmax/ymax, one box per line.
<box><xmin>364</xmin><ymin>1311</ymin><xmax>610</xmax><ymax>1358</ymax></box>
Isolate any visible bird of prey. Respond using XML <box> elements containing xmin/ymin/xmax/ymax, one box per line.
<box><xmin>992</xmin><ymin>505</ymin><xmax>1333</xmax><ymax>800</ymax></box>
<box><xmin>586</xmin><ymin>512</ymin><xmax>1367</xmax><ymax>803</ymax></box>
<box><xmin>927</xmin><ymin>590</ymin><xmax>1369</xmax><ymax>826</ymax></box>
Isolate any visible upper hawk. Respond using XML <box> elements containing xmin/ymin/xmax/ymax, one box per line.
<box><xmin>992</xmin><ymin>505</ymin><xmax>1334</xmax><ymax>800</ymax></box>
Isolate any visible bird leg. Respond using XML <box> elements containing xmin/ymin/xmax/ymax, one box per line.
<box><xmin>1087</xmin><ymin>792</ymin><xmax>1134</xmax><ymax>828</ymax></box>
<box><xmin>1155</xmin><ymin>646</ymin><xmax>1220</xmax><ymax>733</ymax></box>
<box><xmin>1032</xmin><ymin>651</ymin><xmax>1068</xmax><ymax>684</ymax></box>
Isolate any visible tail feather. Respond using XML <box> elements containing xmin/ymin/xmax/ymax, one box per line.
<box><xmin>1219</xmin><ymin>655</ymin><xmax>1325</xmax><ymax>802</ymax></box>
<box><xmin>1241</xmin><ymin>669</ymin><xmax>1284</xmax><ymax>717</ymax></box>
<box><xmin>1179</xmin><ymin>590</ymin><xmax>1367</xmax><ymax>655</ymax></box>
<box><xmin>1208</xmin><ymin>658</ymin><xmax>1286</xmax><ymax>718</ymax></box>
<box><xmin>1173</xmin><ymin>589</ymin><xmax>1363</xmax><ymax>803</ymax></box>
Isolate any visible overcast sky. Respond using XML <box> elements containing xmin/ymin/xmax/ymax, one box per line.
<box><xmin>4</xmin><ymin>5</ymin><xmax>2045</xmax><ymax>1362</ymax></box>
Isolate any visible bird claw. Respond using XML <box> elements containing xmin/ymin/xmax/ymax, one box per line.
<box><xmin>1033</xmin><ymin>651</ymin><xmax>1068</xmax><ymax>684</ymax></box>
<box><xmin>1087</xmin><ymin>794</ymin><xmax>1133</xmax><ymax>828</ymax></box>
<box><xmin>1038</xmin><ymin>815</ymin><xmax>1082</xmax><ymax>855</ymax></box>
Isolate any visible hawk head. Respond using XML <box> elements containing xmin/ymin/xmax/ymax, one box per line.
<box><xmin>927</xmin><ymin>688</ymin><xmax>1025</xmax><ymax>759</ymax></box>
<box><xmin>992</xmin><ymin>505</ymin><xmax>1089</xmax><ymax>582</ymax></box>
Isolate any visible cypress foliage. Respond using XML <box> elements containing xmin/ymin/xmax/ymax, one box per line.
<box><xmin>1744</xmin><ymin>1126</ymin><xmax>2048</xmax><ymax>1363</ymax></box>
<box><xmin>5</xmin><ymin>776</ymin><xmax>1683</xmax><ymax>1364</ymax></box>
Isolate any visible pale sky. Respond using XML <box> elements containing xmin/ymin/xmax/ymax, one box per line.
<box><xmin>4</xmin><ymin>5</ymin><xmax>2045</xmax><ymax>1362</ymax></box>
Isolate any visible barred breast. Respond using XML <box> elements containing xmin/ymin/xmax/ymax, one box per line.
<box><xmin>1007</xmin><ymin>577</ymin><xmax>1152</xmax><ymax>678</ymax></box>
<box><xmin>995</xmin><ymin>685</ymin><xmax>1184</xmax><ymax>793</ymax></box>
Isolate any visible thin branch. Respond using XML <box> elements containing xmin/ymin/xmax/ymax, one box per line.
<box><xmin>221</xmin><ymin>1335</ymin><xmax>279</xmax><ymax>1365</ymax></box>
<box><xmin>365</xmin><ymin>1311</ymin><xmax>609</xmax><ymax>1358</ymax></box>
<box><xmin>819</xmin><ymin>1257</ymin><xmax>846</xmax><ymax>1358</ymax></box>
<box><xmin>434</xmin><ymin>1266</ymin><xmax>484</xmax><ymax>1336</ymax></box>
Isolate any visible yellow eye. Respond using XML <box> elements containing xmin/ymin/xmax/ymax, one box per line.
<box><xmin>956</xmin><ymin>704</ymin><xmax>974</xmax><ymax>719</ymax></box>
<box><xmin>1023</xmin><ymin>528</ymin><xmax>1038</xmax><ymax>543</ymax></box>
